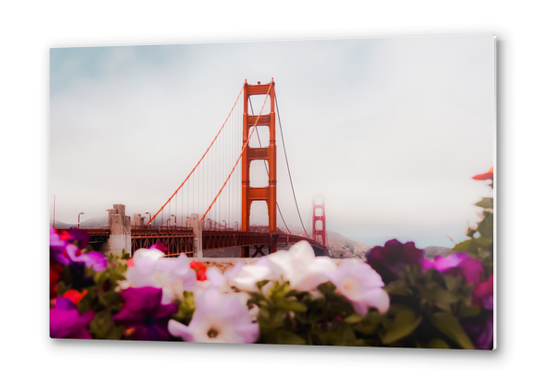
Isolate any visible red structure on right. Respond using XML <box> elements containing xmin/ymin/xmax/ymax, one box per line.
<box><xmin>312</xmin><ymin>196</ymin><xmax>326</xmax><ymax>247</ymax></box>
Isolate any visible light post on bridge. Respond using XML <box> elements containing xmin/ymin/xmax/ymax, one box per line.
<box><xmin>185</xmin><ymin>216</ymin><xmax>190</xmax><ymax>228</ymax></box>
<box><xmin>171</xmin><ymin>214</ymin><xmax>176</xmax><ymax>229</ymax></box>
<box><xmin>78</xmin><ymin>212</ymin><xmax>84</xmax><ymax>229</ymax></box>
<box><xmin>207</xmin><ymin>218</ymin><xmax>211</xmax><ymax>230</ymax></box>
<box><xmin>234</xmin><ymin>221</ymin><xmax>238</xmax><ymax>231</ymax></box>
<box><xmin>222</xmin><ymin>220</ymin><xmax>226</xmax><ymax>231</ymax></box>
<box><xmin>145</xmin><ymin>212</ymin><xmax>151</xmax><ymax>227</ymax></box>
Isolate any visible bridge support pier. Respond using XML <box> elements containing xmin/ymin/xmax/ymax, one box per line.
<box><xmin>104</xmin><ymin>204</ymin><xmax>132</xmax><ymax>257</ymax></box>
<box><xmin>188</xmin><ymin>213</ymin><xmax>203</xmax><ymax>259</ymax></box>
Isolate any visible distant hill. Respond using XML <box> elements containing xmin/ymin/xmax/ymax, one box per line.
<box><xmin>327</xmin><ymin>231</ymin><xmax>373</xmax><ymax>260</ymax></box>
<box><xmin>50</xmin><ymin>220</ymin><xmax>72</xmax><ymax>229</ymax></box>
<box><xmin>326</xmin><ymin>231</ymin><xmax>452</xmax><ymax>261</ymax></box>
<box><xmin>50</xmin><ymin>216</ymin><xmax>108</xmax><ymax>229</ymax></box>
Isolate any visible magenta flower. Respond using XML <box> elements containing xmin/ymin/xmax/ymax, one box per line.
<box><xmin>50</xmin><ymin>227</ymin><xmax>107</xmax><ymax>272</ymax></box>
<box><xmin>50</xmin><ymin>297</ymin><xmax>94</xmax><ymax>339</ymax></box>
<box><xmin>366</xmin><ymin>239</ymin><xmax>424</xmax><ymax>283</ymax></box>
<box><xmin>113</xmin><ymin>287</ymin><xmax>177</xmax><ymax>341</ymax></box>
<box><xmin>68</xmin><ymin>249</ymin><xmax>107</xmax><ymax>272</ymax></box>
<box><xmin>422</xmin><ymin>253</ymin><xmax>484</xmax><ymax>286</ymax></box>
<box><xmin>473</xmin><ymin>275</ymin><xmax>493</xmax><ymax>310</ymax></box>
<box><xmin>50</xmin><ymin>227</ymin><xmax>71</xmax><ymax>265</ymax></box>
<box><xmin>149</xmin><ymin>242</ymin><xmax>168</xmax><ymax>253</ymax></box>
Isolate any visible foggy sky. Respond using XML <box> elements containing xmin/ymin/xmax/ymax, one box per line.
<box><xmin>50</xmin><ymin>35</ymin><xmax>495</xmax><ymax>247</ymax></box>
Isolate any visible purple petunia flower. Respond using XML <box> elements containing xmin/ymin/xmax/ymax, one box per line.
<box><xmin>66</xmin><ymin>227</ymin><xmax>91</xmax><ymax>248</ymax></box>
<box><xmin>50</xmin><ymin>297</ymin><xmax>94</xmax><ymax>339</ymax></box>
<box><xmin>50</xmin><ymin>227</ymin><xmax>71</xmax><ymax>265</ymax></box>
<box><xmin>365</xmin><ymin>239</ymin><xmax>424</xmax><ymax>284</ymax></box>
<box><xmin>463</xmin><ymin>313</ymin><xmax>493</xmax><ymax>350</ymax></box>
<box><xmin>69</xmin><ymin>250</ymin><xmax>107</xmax><ymax>272</ymax></box>
<box><xmin>50</xmin><ymin>227</ymin><xmax>107</xmax><ymax>272</ymax></box>
<box><xmin>422</xmin><ymin>253</ymin><xmax>484</xmax><ymax>286</ymax></box>
<box><xmin>112</xmin><ymin>287</ymin><xmax>178</xmax><ymax>341</ymax></box>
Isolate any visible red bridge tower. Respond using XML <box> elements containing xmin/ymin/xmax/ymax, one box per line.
<box><xmin>241</xmin><ymin>80</ymin><xmax>277</xmax><ymax>257</ymax></box>
<box><xmin>312</xmin><ymin>196</ymin><xmax>326</xmax><ymax>247</ymax></box>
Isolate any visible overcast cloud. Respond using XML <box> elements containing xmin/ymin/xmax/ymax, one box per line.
<box><xmin>50</xmin><ymin>35</ymin><xmax>495</xmax><ymax>247</ymax></box>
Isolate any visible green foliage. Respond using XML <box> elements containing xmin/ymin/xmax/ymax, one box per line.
<box><xmin>381</xmin><ymin>304</ymin><xmax>422</xmax><ymax>345</ymax></box>
<box><xmin>75</xmin><ymin>252</ymin><xmax>128</xmax><ymax>340</ymax></box>
<box><xmin>429</xmin><ymin>312</ymin><xmax>474</xmax><ymax>349</ymax></box>
<box><xmin>248</xmin><ymin>279</ymin><xmax>382</xmax><ymax>346</ymax></box>
<box><xmin>242</xmin><ymin>180</ymin><xmax>493</xmax><ymax>348</ymax></box>
<box><xmin>453</xmin><ymin>193</ymin><xmax>493</xmax><ymax>279</ymax></box>
<box><xmin>172</xmin><ymin>291</ymin><xmax>196</xmax><ymax>325</ymax></box>
<box><xmin>89</xmin><ymin>310</ymin><xmax>125</xmax><ymax>340</ymax></box>
<box><xmin>373</xmin><ymin>264</ymin><xmax>479</xmax><ymax>348</ymax></box>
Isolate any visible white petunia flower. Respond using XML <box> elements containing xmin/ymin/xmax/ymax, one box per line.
<box><xmin>327</xmin><ymin>259</ymin><xmax>390</xmax><ymax>315</ymax></box>
<box><xmin>266</xmin><ymin>241</ymin><xmax>337</xmax><ymax>291</ymax></box>
<box><xmin>125</xmin><ymin>252</ymin><xmax>196</xmax><ymax>304</ymax></box>
<box><xmin>228</xmin><ymin>262</ymin><xmax>274</xmax><ymax>292</ymax></box>
<box><xmin>168</xmin><ymin>289</ymin><xmax>259</xmax><ymax>343</ymax></box>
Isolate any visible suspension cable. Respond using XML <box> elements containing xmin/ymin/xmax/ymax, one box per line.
<box><xmin>146</xmin><ymin>82</ymin><xmax>245</xmax><ymax>225</ymax></box>
<box><xmin>275</xmin><ymin>93</ymin><xmax>309</xmax><ymax>237</ymax></box>
<box><xmin>200</xmin><ymin>83</ymin><xmax>273</xmax><ymax>222</ymax></box>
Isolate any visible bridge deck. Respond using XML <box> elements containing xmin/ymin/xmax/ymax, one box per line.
<box><xmin>87</xmin><ymin>228</ymin><xmax>326</xmax><ymax>257</ymax></box>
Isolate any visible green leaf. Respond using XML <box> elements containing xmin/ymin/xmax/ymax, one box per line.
<box><xmin>120</xmin><ymin>250</ymin><xmax>131</xmax><ymax>260</ymax></box>
<box><xmin>381</xmin><ymin>305</ymin><xmax>422</xmax><ymax>344</ymax></box>
<box><xmin>458</xmin><ymin>305</ymin><xmax>481</xmax><ymax>318</ymax></box>
<box><xmin>278</xmin><ymin>300</ymin><xmax>307</xmax><ymax>313</ymax></box>
<box><xmin>89</xmin><ymin>310</ymin><xmax>124</xmax><ymax>339</ymax></box>
<box><xmin>421</xmin><ymin>286</ymin><xmax>460</xmax><ymax>308</ymax></box>
<box><xmin>384</xmin><ymin>280</ymin><xmax>413</xmax><ymax>296</ymax></box>
<box><xmin>352</xmin><ymin>310</ymin><xmax>381</xmax><ymax>335</ymax></box>
<box><xmin>452</xmin><ymin>239</ymin><xmax>472</xmax><ymax>253</ymax></box>
<box><xmin>56</xmin><ymin>280</ymin><xmax>70</xmax><ymax>297</ymax></box>
<box><xmin>477</xmin><ymin>212</ymin><xmax>493</xmax><ymax>239</ymax></box>
<box><xmin>172</xmin><ymin>291</ymin><xmax>195</xmax><ymax>324</ymax></box>
<box><xmin>317</xmin><ymin>281</ymin><xmax>337</xmax><ymax>295</ymax></box>
<box><xmin>474</xmin><ymin>198</ymin><xmax>493</xmax><ymax>209</ymax></box>
<box><xmin>269</xmin><ymin>330</ymin><xmax>306</xmax><ymax>345</ymax></box>
<box><xmin>255</xmin><ymin>280</ymin><xmax>270</xmax><ymax>291</ymax></box>
<box><xmin>428</xmin><ymin>338</ymin><xmax>450</xmax><ymax>349</ymax></box>
<box><xmin>344</xmin><ymin>313</ymin><xmax>364</xmax><ymax>324</ymax></box>
<box><xmin>429</xmin><ymin>312</ymin><xmax>474</xmax><ymax>349</ymax></box>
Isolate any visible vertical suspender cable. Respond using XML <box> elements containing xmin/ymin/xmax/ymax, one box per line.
<box><xmin>275</xmin><ymin>93</ymin><xmax>309</xmax><ymax>237</ymax></box>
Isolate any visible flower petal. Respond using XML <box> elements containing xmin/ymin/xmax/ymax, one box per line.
<box><xmin>353</xmin><ymin>288</ymin><xmax>390</xmax><ymax>315</ymax></box>
<box><xmin>168</xmin><ymin>319</ymin><xmax>193</xmax><ymax>341</ymax></box>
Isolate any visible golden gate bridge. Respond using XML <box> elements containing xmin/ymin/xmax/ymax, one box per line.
<box><xmin>85</xmin><ymin>80</ymin><xmax>328</xmax><ymax>258</ymax></box>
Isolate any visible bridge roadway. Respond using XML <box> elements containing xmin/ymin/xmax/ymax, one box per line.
<box><xmin>85</xmin><ymin>227</ymin><xmax>327</xmax><ymax>257</ymax></box>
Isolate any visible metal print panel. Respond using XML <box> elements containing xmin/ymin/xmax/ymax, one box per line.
<box><xmin>49</xmin><ymin>34</ymin><xmax>495</xmax><ymax>349</ymax></box>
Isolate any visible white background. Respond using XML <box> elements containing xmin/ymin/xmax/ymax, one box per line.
<box><xmin>1</xmin><ymin>0</ymin><xmax>540</xmax><ymax>382</ymax></box>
